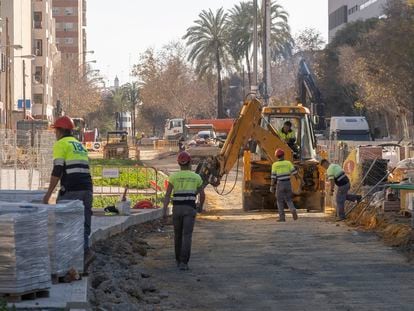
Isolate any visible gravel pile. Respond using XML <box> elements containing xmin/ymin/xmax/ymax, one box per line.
<box><xmin>88</xmin><ymin>219</ymin><xmax>177</xmax><ymax>311</ymax></box>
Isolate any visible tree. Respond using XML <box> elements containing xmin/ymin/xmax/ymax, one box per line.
<box><xmin>337</xmin><ymin>1</ymin><xmax>414</xmax><ymax>138</ymax></box>
<box><xmin>53</xmin><ymin>60</ymin><xmax>102</xmax><ymax>118</ymax></box>
<box><xmin>122</xmin><ymin>82</ymin><xmax>140</xmax><ymax>136</ymax></box>
<box><xmin>132</xmin><ymin>43</ymin><xmax>216</xmax><ymax>135</ymax></box>
<box><xmin>227</xmin><ymin>0</ymin><xmax>293</xmax><ymax>87</ymax></box>
<box><xmin>294</xmin><ymin>28</ymin><xmax>325</xmax><ymax>53</ymax></box>
<box><xmin>183</xmin><ymin>8</ymin><xmax>231</xmax><ymax>118</ymax></box>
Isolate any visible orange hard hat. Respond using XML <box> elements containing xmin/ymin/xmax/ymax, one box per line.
<box><xmin>177</xmin><ymin>151</ymin><xmax>191</xmax><ymax>165</ymax></box>
<box><xmin>52</xmin><ymin>116</ymin><xmax>75</xmax><ymax>130</ymax></box>
<box><xmin>275</xmin><ymin>149</ymin><xmax>285</xmax><ymax>158</ymax></box>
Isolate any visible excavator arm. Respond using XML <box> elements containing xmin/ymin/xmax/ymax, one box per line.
<box><xmin>197</xmin><ymin>97</ymin><xmax>292</xmax><ymax>187</ymax></box>
<box><xmin>298</xmin><ymin>59</ymin><xmax>326</xmax><ymax>131</ymax></box>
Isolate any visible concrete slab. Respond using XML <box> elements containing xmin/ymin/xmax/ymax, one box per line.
<box><xmin>7</xmin><ymin>207</ymin><xmax>171</xmax><ymax>310</ymax></box>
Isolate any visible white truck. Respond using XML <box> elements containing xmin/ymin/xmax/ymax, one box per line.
<box><xmin>329</xmin><ymin>116</ymin><xmax>371</xmax><ymax>141</ymax></box>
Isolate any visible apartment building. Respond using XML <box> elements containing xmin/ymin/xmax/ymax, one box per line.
<box><xmin>329</xmin><ymin>0</ymin><xmax>388</xmax><ymax>41</ymax></box>
<box><xmin>52</xmin><ymin>0</ymin><xmax>86</xmax><ymax>66</ymax></box>
<box><xmin>32</xmin><ymin>0</ymin><xmax>60</xmax><ymax>121</ymax></box>
<box><xmin>0</xmin><ymin>0</ymin><xmax>33</xmax><ymax>125</ymax></box>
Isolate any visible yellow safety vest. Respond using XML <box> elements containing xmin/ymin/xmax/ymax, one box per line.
<box><xmin>271</xmin><ymin>160</ymin><xmax>297</xmax><ymax>181</ymax></box>
<box><xmin>169</xmin><ymin>170</ymin><xmax>203</xmax><ymax>206</ymax></box>
<box><xmin>278</xmin><ymin>129</ymin><xmax>296</xmax><ymax>141</ymax></box>
<box><xmin>53</xmin><ymin>136</ymin><xmax>92</xmax><ymax>191</ymax></box>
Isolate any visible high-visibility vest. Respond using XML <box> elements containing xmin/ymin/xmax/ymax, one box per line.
<box><xmin>53</xmin><ymin>136</ymin><xmax>92</xmax><ymax>191</ymax></box>
<box><xmin>278</xmin><ymin>129</ymin><xmax>296</xmax><ymax>141</ymax></box>
<box><xmin>168</xmin><ymin>170</ymin><xmax>203</xmax><ymax>207</ymax></box>
<box><xmin>271</xmin><ymin>160</ymin><xmax>297</xmax><ymax>182</ymax></box>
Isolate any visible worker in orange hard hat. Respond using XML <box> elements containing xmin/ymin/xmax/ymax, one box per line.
<box><xmin>270</xmin><ymin>148</ymin><xmax>299</xmax><ymax>222</ymax></box>
<box><xmin>43</xmin><ymin>116</ymin><xmax>95</xmax><ymax>269</ymax></box>
<box><xmin>163</xmin><ymin>151</ymin><xmax>205</xmax><ymax>271</ymax></box>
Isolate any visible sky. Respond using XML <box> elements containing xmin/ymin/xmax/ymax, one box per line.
<box><xmin>87</xmin><ymin>0</ymin><xmax>328</xmax><ymax>86</ymax></box>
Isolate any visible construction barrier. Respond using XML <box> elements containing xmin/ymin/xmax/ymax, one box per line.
<box><xmin>0</xmin><ymin>129</ymin><xmax>54</xmax><ymax>190</ymax></box>
<box><xmin>90</xmin><ymin>165</ymin><xmax>168</xmax><ymax>209</ymax></box>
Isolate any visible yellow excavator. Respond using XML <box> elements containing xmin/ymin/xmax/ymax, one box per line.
<box><xmin>197</xmin><ymin>96</ymin><xmax>325</xmax><ymax>212</ymax></box>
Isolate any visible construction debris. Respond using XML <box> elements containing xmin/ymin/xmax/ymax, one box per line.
<box><xmin>88</xmin><ymin>219</ymin><xmax>177</xmax><ymax>310</ymax></box>
<box><xmin>347</xmin><ymin>203</ymin><xmax>413</xmax><ymax>257</ymax></box>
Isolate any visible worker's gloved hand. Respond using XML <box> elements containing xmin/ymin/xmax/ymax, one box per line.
<box><xmin>270</xmin><ymin>186</ymin><xmax>275</xmax><ymax>193</ymax></box>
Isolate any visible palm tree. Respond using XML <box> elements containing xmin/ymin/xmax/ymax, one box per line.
<box><xmin>228</xmin><ymin>1</ymin><xmax>293</xmax><ymax>87</ymax></box>
<box><xmin>122</xmin><ymin>82</ymin><xmax>140</xmax><ymax>136</ymax></box>
<box><xmin>183</xmin><ymin>8</ymin><xmax>231</xmax><ymax>118</ymax></box>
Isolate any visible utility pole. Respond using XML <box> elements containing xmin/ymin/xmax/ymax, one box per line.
<box><xmin>22</xmin><ymin>59</ymin><xmax>26</xmax><ymax>119</ymax></box>
<box><xmin>262</xmin><ymin>0</ymin><xmax>272</xmax><ymax>106</ymax></box>
<box><xmin>5</xmin><ymin>18</ymin><xmax>11</xmax><ymax>129</ymax></box>
<box><xmin>252</xmin><ymin>0</ymin><xmax>258</xmax><ymax>92</ymax></box>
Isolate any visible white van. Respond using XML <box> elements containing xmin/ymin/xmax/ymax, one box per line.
<box><xmin>329</xmin><ymin>116</ymin><xmax>371</xmax><ymax>141</ymax></box>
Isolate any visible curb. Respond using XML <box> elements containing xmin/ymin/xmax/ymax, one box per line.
<box><xmin>90</xmin><ymin>207</ymin><xmax>172</xmax><ymax>246</ymax></box>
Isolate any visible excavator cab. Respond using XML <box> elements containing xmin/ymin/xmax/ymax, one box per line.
<box><xmin>261</xmin><ymin>107</ymin><xmax>317</xmax><ymax>161</ymax></box>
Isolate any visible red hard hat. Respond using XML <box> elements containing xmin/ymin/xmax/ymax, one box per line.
<box><xmin>177</xmin><ymin>151</ymin><xmax>191</xmax><ymax>165</ymax></box>
<box><xmin>275</xmin><ymin>148</ymin><xmax>285</xmax><ymax>158</ymax></box>
<box><xmin>52</xmin><ymin>116</ymin><xmax>75</xmax><ymax>130</ymax></box>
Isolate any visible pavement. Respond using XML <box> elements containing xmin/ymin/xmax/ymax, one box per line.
<box><xmin>137</xmin><ymin>186</ymin><xmax>414</xmax><ymax>311</ymax></box>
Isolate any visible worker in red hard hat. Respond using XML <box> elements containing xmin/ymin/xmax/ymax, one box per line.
<box><xmin>163</xmin><ymin>151</ymin><xmax>205</xmax><ymax>271</ymax></box>
<box><xmin>270</xmin><ymin>148</ymin><xmax>299</xmax><ymax>222</ymax></box>
<box><xmin>43</xmin><ymin>116</ymin><xmax>95</xmax><ymax>269</ymax></box>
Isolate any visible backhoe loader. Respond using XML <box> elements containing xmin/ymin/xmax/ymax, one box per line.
<box><xmin>197</xmin><ymin>96</ymin><xmax>325</xmax><ymax>212</ymax></box>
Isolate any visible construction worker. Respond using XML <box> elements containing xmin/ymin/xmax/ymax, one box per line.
<box><xmin>163</xmin><ymin>151</ymin><xmax>205</xmax><ymax>271</ymax></box>
<box><xmin>320</xmin><ymin>159</ymin><xmax>361</xmax><ymax>221</ymax></box>
<box><xmin>270</xmin><ymin>149</ymin><xmax>299</xmax><ymax>222</ymax></box>
<box><xmin>278</xmin><ymin>121</ymin><xmax>296</xmax><ymax>145</ymax></box>
<box><xmin>42</xmin><ymin>116</ymin><xmax>94</xmax><ymax>265</ymax></box>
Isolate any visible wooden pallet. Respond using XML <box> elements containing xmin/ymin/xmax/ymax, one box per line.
<box><xmin>0</xmin><ymin>289</ymin><xmax>49</xmax><ymax>303</ymax></box>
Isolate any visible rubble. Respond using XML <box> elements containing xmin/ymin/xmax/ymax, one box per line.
<box><xmin>88</xmin><ymin>219</ymin><xmax>173</xmax><ymax>310</ymax></box>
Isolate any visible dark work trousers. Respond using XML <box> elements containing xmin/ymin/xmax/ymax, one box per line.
<box><xmin>336</xmin><ymin>182</ymin><xmax>360</xmax><ymax>219</ymax></box>
<box><xmin>57</xmin><ymin>190</ymin><xmax>93</xmax><ymax>251</ymax></box>
<box><xmin>276</xmin><ymin>180</ymin><xmax>296</xmax><ymax>220</ymax></box>
<box><xmin>173</xmin><ymin>204</ymin><xmax>196</xmax><ymax>264</ymax></box>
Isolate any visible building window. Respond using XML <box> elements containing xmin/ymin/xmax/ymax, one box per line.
<box><xmin>329</xmin><ymin>5</ymin><xmax>348</xmax><ymax>30</ymax></box>
<box><xmin>34</xmin><ymin>66</ymin><xmax>43</xmax><ymax>84</ymax></box>
<box><xmin>348</xmin><ymin>5</ymin><xmax>359</xmax><ymax>15</ymax></box>
<box><xmin>34</xmin><ymin>12</ymin><xmax>42</xmax><ymax>29</ymax></box>
<box><xmin>34</xmin><ymin>39</ymin><xmax>43</xmax><ymax>56</ymax></box>
<box><xmin>52</xmin><ymin>7</ymin><xmax>59</xmax><ymax>16</ymax></box>
<box><xmin>64</xmin><ymin>7</ymin><xmax>74</xmax><ymax>16</ymax></box>
<box><xmin>64</xmin><ymin>23</ymin><xmax>74</xmax><ymax>31</ymax></box>
<box><xmin>64</xmin><ymin>38</ymin><xmax>74</xmax><ymax>45</ymax></box>
<box><xmin>33</xmin><ymin>94</ymin><xmax>44</xmax><ymax>105</ymax></box>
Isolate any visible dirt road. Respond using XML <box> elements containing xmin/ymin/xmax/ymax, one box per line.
<box><xmin>90</xmin><ymin>155</ymin><xmax>414</xmax><ymax>310</ymax></box>
<box><xmin>135</xmin><ymin>182</ymin><xmax>414</xmax><ymax>310</ymax></box>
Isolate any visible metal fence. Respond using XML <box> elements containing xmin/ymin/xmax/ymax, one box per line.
<box><xmin>90</xmin><ymin>165</ymin><xmax>167</xmax><ymax>209</ymax></box>
<box><xmin>0</xmin><ymin>129</ymin><xmax>54</xmax><ymax>190</ymax></box>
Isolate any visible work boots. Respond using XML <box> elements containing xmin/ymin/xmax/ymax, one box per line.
<box><xmin>292</xmin><ymin>210</ymin><xmax>298</xmax><ymax>221</ymax></box>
